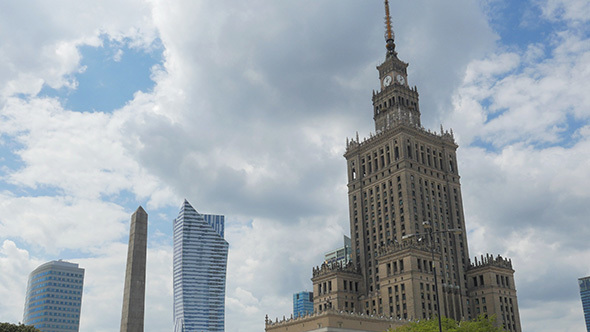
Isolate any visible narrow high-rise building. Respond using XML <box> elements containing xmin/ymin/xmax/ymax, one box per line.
<box><xmin>293</xmin><ymin>291</ymin><xmax>314</xmax><ymax>318</ymax></box>
<box><xmin>120</xmin><ymin>206</ymin><xmax>148</xmax><ymax>332</ymax></box>
<box><xmin>173</xmin><ymin>200</ymin><xmax>229</xmax><ymax>332</ymax></box>
<box><xmin>579</xmin><ymin>276</ymin><xmax>590</xmax><ymax>332</ymax></box>
<box><xmin>23</xmin><ymin>260</ymin><xmax>84</xmax><ymax>332</ymax></box>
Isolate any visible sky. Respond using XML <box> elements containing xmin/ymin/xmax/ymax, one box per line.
<box><xmin>0</xmin><ymin>0</ymin><xmax>589</xmax><ymax>331</ymax></box>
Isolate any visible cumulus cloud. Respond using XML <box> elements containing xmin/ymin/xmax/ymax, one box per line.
<box><xmin>0</xmin><ymin>241</ymin><xmax>41</xmax><ymax>323</ymax></box>
<box><xmin>0</xmin><ymin>95</ymin><xmax>176</xmax><ymax>206</ymax></box>
<box><xmin>444</xmin><ymin>1</ymin><xmax>590</xmax><ymax>330</ymax></box>
<box><xmin>0</xmin><ymin>194</ymin><xmax>128</xmax><ymax>253</ymax></box>
<box><xmin>0</xmin><ymin>1</ymin><xmax>589</xmax><ymax>332</ymax></box>
<box><xmin>451</xmin><ymin>28</ymin><xmax>590</xmax><ymax>147</ymax></box>
<box><xmin>0</xmin><ymin>0</ymin><xmax>157</xmax><ymax>98</ymax></box>
<box><xmin>540</xmin><ymin>0</ymin><xmax>590</xmax><ymax>24</ymax></box>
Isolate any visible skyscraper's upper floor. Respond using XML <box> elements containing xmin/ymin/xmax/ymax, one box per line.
<box><xmin>23</xmin><ymin>260</ymin><xmax>85</xmax><ymax>332</ymax></box>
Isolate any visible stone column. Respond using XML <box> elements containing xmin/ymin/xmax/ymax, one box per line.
<box><xmin>120</xmin><ymin>206</ymin><xmax>148</xmax><ymax>332</ymax></box>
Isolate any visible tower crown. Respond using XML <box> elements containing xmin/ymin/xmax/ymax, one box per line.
<box><xmin>384</xmin><ymin>0</ymin><xmax>396</xmax><ymax>57</ymax></box>
<box><xmin>372</xmin><ymin>3</ymin><xmax>421</xmax><ymax>132</ymax></box>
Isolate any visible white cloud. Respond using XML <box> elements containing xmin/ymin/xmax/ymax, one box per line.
<box><xmin>540</xmin><ymin>0</ymin><xmax>590</xmax><ymax>24</ymax></box>
<box><xmin>449</xmin><ymin>28</ymin><xmax>590</xmax><ymax>147</ymax></box>
<box><xmin>0</xmin><ymin>1</ymin><xmax>588</xmax><ymax>332</ymax></box>
<box><xmin>0</xmin><ymin>194</ymin><xmax>130</xmax><ymax>253</ymax></box>
<box><xmin>0</xmin><ymin>241</ymin><xmax>41</xmax><ymax>323</ymax></box>
<box><xmin>113</xmin><ymin>49</ymin><xmax>124</xmax><ymax>62</ymax></box>
<box><xmin>0</xmin><ymin>96</ymin><xmax>176</xmax><ymax>207</ymax></box>
<box><xmin>0</xmin><ymin>0</ymin><xmax>157</xmax><ymax>98</ymax></box>
<box><xmin>444</xmin><ymin>3</ymin><xmax>590</xmax><ymax>329</ymax></box>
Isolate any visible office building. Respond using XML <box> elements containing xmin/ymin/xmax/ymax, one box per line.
<box><xmin>23</xmin><ymin>260</ymin><xmax>84</xmax><ymax>332</ymax></box>
<box><xmin>173</xmin><ymin>200</ymin><xmax>229</xmax><ymax>332</ymax></box>
<box><xmin>579</xmin><ymin>276</ymin><xmax>590</xmax><ymax>331</ymax></box>
<box><xmin>293</xmin><ymin>291</ymin><xmax>314</xmax><ymax>318</ymax></box>
<box><xmin>324</xmin><ymin>235</ymin><xmax>352</xmax><ymax>265</ymax></box>
<box><xmin>268</xmin><ymin>1</ymin><xmax>522</xmax><ymax>331</ymax></box>
<box><xmin>120</xmin><ymin>206</ymin><xmax>148</xmax><ymax>332</ymax></box>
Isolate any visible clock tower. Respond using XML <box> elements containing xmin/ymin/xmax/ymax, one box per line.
<box><xmin>267</xmin><ymin>2</ymin><xmax>522</xmax><ymax>332</ymax></box>
<box><xmin>318</xmin><ymin>1</ymin><xmax>521</xmax><ymax>330</ymax></box>
<box><xmin>372</xmin><ymin>2</ymin><xmax>420</xmax><ymax>133</ymax></box>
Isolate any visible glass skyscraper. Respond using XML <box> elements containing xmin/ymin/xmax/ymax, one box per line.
<box><xmin>293</xmin><ymin>291</ymin><xmax>313</xmax><ymax>318</ymax></box>
<box><xmin>579</xmin><ymin>276</ymin><xmax>590</xmax><ymax>331</ymax></box>
<box><xmin>173</xmin><ymin>200</ymin><xmax>229</xmax><ymax>332</ymax></box>
<box><xmin>23</xmin><ymin>260</ymin><xmax>84</xmax><ymax>332</ymax></box>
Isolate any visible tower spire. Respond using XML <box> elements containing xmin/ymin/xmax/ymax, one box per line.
<box><xmin>384</xmin><ymin>0</ymin><xmax>396</xmax><ymax>56</ymax></box>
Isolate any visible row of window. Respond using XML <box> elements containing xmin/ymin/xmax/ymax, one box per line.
<box><xmin>27</xmin><ymin>310</ymin><xmax>80</xmax><ymax>320</ymax></box>
<box><xmin>26</xmin><ymin>304</ymin><xmax>80</xmax><ymax>315</ymax></box>
<box><xmin>28</xmin><ymin>317</ymin><xmax>79</xmax><ymax>325</ymax></box>
<box><xmin>32</xmin><ymin>275</ymin><xmax>83</xmax><ymax>285</ymax></box>
<box><xmin>351</xmin><ymin>173</ymin><xmax>466</xmax><ymax>291</ymax></box>
<box><xmin>30</xmin><ymin>281</ymin><xmax>83</xmax><ymax>292</ymax></box>
<box><xmin>27</xmin><ymin>299</ymin><xmax>80</xmax><ymax>309</ymax></box>
<box><xmin>367</xmin><ymin>283</ymin><xmax>409</xmax><ymax>318</ymax></box>
<box><xmin>349</xmin><ymin>138</ymin><xmax>456</xmax><ymax>181</ymax></box>
<box><xmin>27</xmin><ymin>293</ymin><xmax>81</xmax><ymax>302</ymax></box>
<box><xmin>374</xmin><ymin>93</ymin><xmax>418</xmax><ymax>115</ymax></box>
<box><xmin>472</xmin><ymin>274</ymin><xmax>512</xmax><ymax>288</ymax></box>
<box><xmin>29</xmin><ymin>287</ymin><xmax>82</xmax><ymax>297</ymax></box>
<box><xmin>32</xmin><ymin>270</ymin><xmax>83</xmax><ymax>282</ymax></box>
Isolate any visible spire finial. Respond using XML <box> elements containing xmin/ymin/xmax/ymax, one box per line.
<box><xmin>384</xmin><ymin>0</ymin><xmax>396</xmax><ymax>56</ymax></box>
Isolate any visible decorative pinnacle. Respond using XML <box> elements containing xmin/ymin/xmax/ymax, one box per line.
<box><xmin>384</xmin><ymin>0</ymin><xmax>396</xmax><ymax>55</ymax></box>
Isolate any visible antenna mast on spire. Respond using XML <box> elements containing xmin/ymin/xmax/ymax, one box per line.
<box><xmin>384</xmin><ymin>0</ymin><xmax>396</xmax><ymax>56</ymax></box>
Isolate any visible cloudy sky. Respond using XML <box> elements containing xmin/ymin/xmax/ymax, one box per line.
<box><xmin>0</xmin><ymin>0</ymin><xmax>589</xmax><ymax>331</ymax></box>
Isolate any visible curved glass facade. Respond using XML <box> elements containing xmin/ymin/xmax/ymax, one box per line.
<box><xmin>23</xmin><ymin>260</ymin><xmax>84</xmax><ymax>332</ymax></box>
<box><xmin>579</xmin><ymin>276</ymin><xmax>590</xmax><ymax>332</ymax></box>
<box><xmin>173</xmin><ymin>200</ymin><xmax>228</xmax><ymax>332</ymax></box>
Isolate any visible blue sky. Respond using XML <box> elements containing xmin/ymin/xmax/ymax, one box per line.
<box><xmin>1</xmin><ymin>1</ymin><xmax>590</xmax><ymax>331</ymax></box>
<box><xmin>40</xmin><ymin>37</ymin><xmax>163</xmax><ymax>113</ymax></box>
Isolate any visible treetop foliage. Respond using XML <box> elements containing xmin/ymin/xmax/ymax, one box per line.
<box><xmin>0</xmin><ymin>323</ymin><xmax>41</xmax><ymax>332</ymax></box>
<box><xmin>388</xmin><ymin>315</ymin><xmax>506</xmax><ymax>332</ymax></box>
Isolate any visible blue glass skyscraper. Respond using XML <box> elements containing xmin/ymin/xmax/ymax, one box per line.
<box><xmin>293</xmin><ymin>291</ymin><xmax>313</xmax><ymax>317</ymax></box>
<box><xmin>173</xmin><ymin>200</ymin><xmax>229</xmax><ymax>332</ymax></box>
<box><xmin>579</xmin><ymin>276</ymin><xmax>590</xmax><ymax>331</ymax></box>
<box><xmin>23</xmin><ymin>260</ymin><xmax>85</xmax><ymax>332</ymax></box>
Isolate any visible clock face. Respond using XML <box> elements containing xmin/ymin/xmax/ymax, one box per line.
<box><xmin>396</xmin><ymin>74</ymin><xmax>405</xmax><ymax>85</ymax></box>
<box><xmin>383</xmin><ymin>75</ymin><xmax>392</xmax><ymax>87</ymax></box>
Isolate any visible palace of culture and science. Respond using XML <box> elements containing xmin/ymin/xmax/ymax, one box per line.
<box><xmin>266</xmin><ymin>1</ymin><xmax>521</xmax><ymax>332</ymax></box>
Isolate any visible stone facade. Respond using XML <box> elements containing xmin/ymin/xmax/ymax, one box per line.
<box><xmin>268</xmin><ymin>1</ymin><xmax>522</xmax><ymax>331</ymax></box>
<box><xmin>265</xmin><ymin>309</ymin><xmax>408</xmax><ymax>332</ymax></box>
<box><xmin>466</xmin><ymin>255</ymin><xmax>521</xmax><ymax>331</ymax></box>
<box><xmin>310</xmin><ymin>3</ymin><xmax>522</xmax><ymax>330</ymax></box>
<box><xmin>120</xmin><ymin>206</ymin><xmax>148</xmax><ymax>332</ymax></box>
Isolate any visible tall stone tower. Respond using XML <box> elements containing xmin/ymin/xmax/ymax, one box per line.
<box><xmin>120</xmin><ymin>206</ymin><xmax>148</xmax><ymax>332</ymax></box>
<box><xmin>311</xmin><ymin>1</ymin><xmax>521</xmax><ymax>331</ymax></box>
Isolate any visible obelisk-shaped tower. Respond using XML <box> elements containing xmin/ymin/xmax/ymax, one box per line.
<box><xmin>120</xmin><ymin>206</ymin><xmax>148</xmax><ymax>332</ymax></box>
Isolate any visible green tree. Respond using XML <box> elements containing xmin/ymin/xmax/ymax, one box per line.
<box><xmin>388</xmin><ymin>315</ymin><xmax>506</xmax><ymax>332</ymax></box>
<box><xmin>0</xmin><ymin>322</ymin><xmax>41</xmax><ymax>332</ymax></box>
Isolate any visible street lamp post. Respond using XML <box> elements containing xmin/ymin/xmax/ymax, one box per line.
<box><xmin>403</xmin><ymin>221</ymin><xmax>462</xmax><ymax>332</ymax></box>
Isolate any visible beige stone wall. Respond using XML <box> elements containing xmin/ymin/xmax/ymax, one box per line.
<box><xmin>312</xmin><ymin>267</ymin><xmax>363</xmax><ymax>313</ymax></box>
<box><xmin>120</xmin><ymin>206</ymin><xmax>148</xmax><ymax>332</ymax></box>
<box><xmin>467</xmin><ymin>261</ymin><xmax>521</xmax><ymax>332</ymax></box>
<box><xmin>298</xmin><ymin>7</ymin><xmax>523</xmax><ymax>329</ymax></box>
<box><xmin>266</xmin><ymin>310</ymin><xmax>408</xmax><ymax>332</ymax></box>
